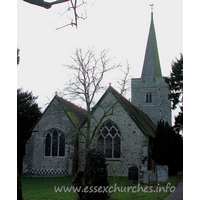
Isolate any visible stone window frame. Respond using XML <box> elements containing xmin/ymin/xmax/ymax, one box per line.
<box><xmin>44</xmin><ymin>128</ymin><xmax>65</xmax><ymax>157</ymax></box>
<box><xmin>146</xmin><ymin>93</ymin><xmax>152</xmax><ymax>103</ymax></box>
<box><xmin>97</xmin><ymin>120</ymin><xmax>121</xmax><ymax>159</ymax></box>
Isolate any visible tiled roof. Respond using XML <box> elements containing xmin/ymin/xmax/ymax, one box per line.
<box><xmin>94</xmin><ymin>86</ymin><xmax>156</xmax><ymax>138</ymax></box>
<box><xmin>32</xmin><ymin>88</ymin><xmax>156</xmax><ymax>137</ymax></box>
<box><xmin>56</xmin><ymin>95</ymin><xmax>87</xmax><ymax>129</ymax></box>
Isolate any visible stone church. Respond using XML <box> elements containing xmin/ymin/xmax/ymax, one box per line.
<box><xmin>23</xmin><ymin>11</ymin><xmax>171</xmax><ymax>177</ymax></box>
<box><xmin>131</xmin><ymin>12</ymin><xmax>171</xmax><ymax>126</ymax></box>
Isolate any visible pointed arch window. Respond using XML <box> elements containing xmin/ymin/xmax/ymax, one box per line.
<box><xmin>146</xmin><ymin>93</ymin><xmax>152</xmax><ymax>103</ymax></box>
<box><xmin>45</xmin><ymin>133</ymin><xmax>51</xmax><ymax>156</ymax></box>
<box><xmin>45</xmin><ymin>129</ymin><xmax>65</xmax><ymax>157</ymax></box>
<box><xmin>97</xmin><ymin>121</ymin><xmax>121</xmax><ymax>158</ymax></box>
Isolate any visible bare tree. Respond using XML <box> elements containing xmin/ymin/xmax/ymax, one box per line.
<box><xmin>56</xmin><ymin>0</ymin><xmax>87</xmax><ymax>29</ymax></box>
<box><xmin>23</xmin><ymin>0</ymin><xmax>87</xmax><ymax>28</ymax></box>
<box><xmin>63</xmin><ymin>48</ymin><xmax>130</xmax><ymax>150</ymax></box>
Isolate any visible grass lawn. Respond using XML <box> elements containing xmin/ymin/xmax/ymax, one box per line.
<box><xmin>21</xmin><ymin>172</ymin><xmax>183</xmax><ymax>200</ymax></box>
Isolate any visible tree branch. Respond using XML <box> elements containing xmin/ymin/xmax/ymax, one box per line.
<box><xmin>55</xmin><ymin>0</ymin><xmax>87</xmax><ymax>30</ymax></box>
<box><xmin>62</xmin><ymin>48</ymin><xmax>131</xmax><ymax>149</ymax></box>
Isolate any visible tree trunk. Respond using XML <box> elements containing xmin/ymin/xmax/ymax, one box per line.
<box><xmin>72</xmin><ymin>149</ymin><xmax>109</xmax><ymax>200</ymax></box>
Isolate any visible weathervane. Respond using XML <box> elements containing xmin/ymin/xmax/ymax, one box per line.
<box><xmin>150</xmin><ymin>4</ymin><xmax>154</xmax><ymax>13</ymax></box>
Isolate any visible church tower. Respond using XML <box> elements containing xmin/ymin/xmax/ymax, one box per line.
<box><xmin>131</xmin><ymin>8</ymin><xmax>171</xmax><ymax>126</ymax></box>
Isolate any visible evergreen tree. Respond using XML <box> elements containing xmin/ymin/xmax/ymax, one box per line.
<box><xmin>152</xmin><ymin>120</ymin><xmax>183</xmax><ymax>175</ymax></box>
<box><xmin>17</xmin><ymin>88</ymin><xmax>41</xmax><ymax>174</ymax></box>
<box><xmin>165</xmin><ymin>54</ymin><xmax>183</xmax><ymax>133</ymax></box>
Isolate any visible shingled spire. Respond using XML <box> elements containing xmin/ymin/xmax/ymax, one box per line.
<box><xmin>131</xmin><ymin>6</ymin><xmax>171</xmax><ymax>126</ymax></box>
<box><xmin>141</xmin><ymin>10</ymin><xmax>162</xmax><ymax>78</ymax></box>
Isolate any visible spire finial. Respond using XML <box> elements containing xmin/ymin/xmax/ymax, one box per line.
<box><xmin>150</xmin><ymin>4</ymin><xmax>154</xmax><ymax>13</ymax></box>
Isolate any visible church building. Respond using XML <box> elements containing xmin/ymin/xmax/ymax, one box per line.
<box><xmin>23</xmin><ymin>10</ymin><xmax>171</xmax><ymax>177</ymax></box>
<box><xmin>131</xmin><ymin>11</ymin><xmax>171</xmax><ymax>126</ymax></box>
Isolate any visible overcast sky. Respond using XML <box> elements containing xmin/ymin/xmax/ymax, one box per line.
<box><xmin>2</xmin><ymin>1</ymin><xmax>197</xmax><ymax>194</ymax></box>
<box><xmin>17</xmin><ymin>0</ymin><xmax>183</xmax><ymax>111</ymax></box>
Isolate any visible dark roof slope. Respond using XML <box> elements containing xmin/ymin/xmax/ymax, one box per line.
<box><xmin>31</xmin><ymin>95</ymin><xmax>87</xmax><ymax>132</ymax></box>
<box><xmin>55</xmin><ymin>95</ymin><xmax>87</xmax><ymax>129</ymax></box>
<box><xmin>93</xmin><ymin>86</ymin><xmax>156</xmax><ymax>138</ymax></box>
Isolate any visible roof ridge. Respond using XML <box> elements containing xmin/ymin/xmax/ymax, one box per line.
<box><xmin>109</xmin><ymin>86</ymin><xmax>145</xmax><ymax>113</ymax></box>
<box><xmin>109</xmin><ymin>86</ymin><xmax>147</xmax><ymax>116</ymax></box>
<box><xmin>109</xmin><ymin>86</ymin><xmax>150</xmax><ymax>116</ymax></box>
<box><xmin>109</xmin><ymin>86</ymin><xmax>156</xmax><ymax>137</ymax></box>
<box><xmin>55</xmin><ymin>95</ymin><xmax>87</xmax><ymax>128</ymax></box>
<box><xmin>56</xmin><ymin>95</ymin><xmax>87</xmax><ymax>115</ymax></box>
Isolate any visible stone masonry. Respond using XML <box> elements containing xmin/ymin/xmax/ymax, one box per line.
<box><xmin>131</xmin><ymin>12</ymin><xmax>171</xmax><ymax>126</ymax></box>
<box><xmin>23</xmin><ymin>96</ymin><xmax>78</xmax><ymax>177</ymax></box>
<box><xmin>131</xmin><ymin>77</ymin><xmax>171</xmax><ymax>126</ymax></box>
<box><xmin>22</xmin><ymin>11</ymin><xmax>171</xmax><ymax>178</ymax></box>
<box><xmin>78</xmin><ymin>87</ymin><xmax>155</xmax><ymax>177</ymax></box>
